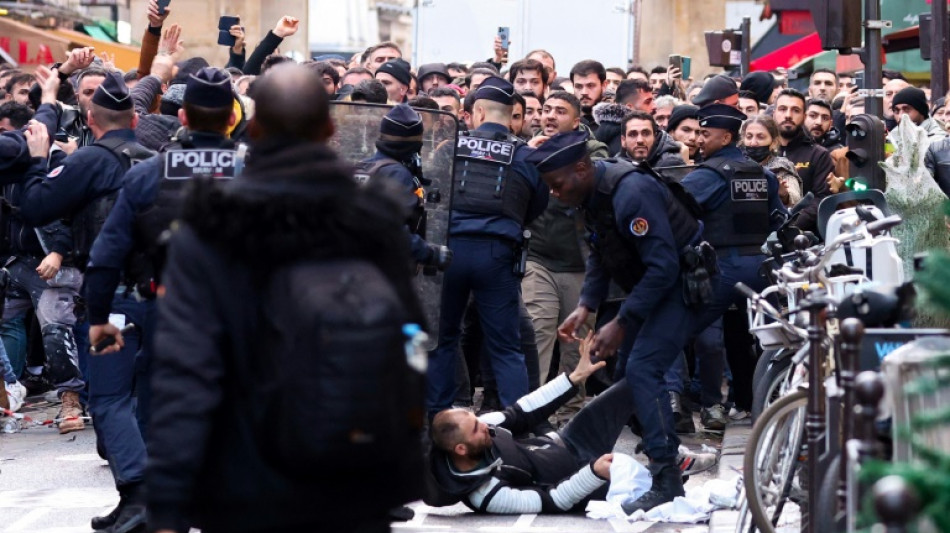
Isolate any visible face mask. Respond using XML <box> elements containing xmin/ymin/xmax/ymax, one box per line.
<box><xmin>743</xmin><ymin>145</ymin><xmax>771</xmax><ymax>163</ymax></box>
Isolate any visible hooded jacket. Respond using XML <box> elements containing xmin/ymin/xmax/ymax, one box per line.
<box><xmin>147</xmin><ymin>139</ymin><xmax>425</xmax><ymax>533</ymax></box>
<box><xmin>925</xmin><ymin>136</ymin><xmax>950</xmax><ymax>197</ymax></box>
<box><xmin>616</xmin><ymin>130</ymin><xmax>688</xmax><ymax>181</ymax></box>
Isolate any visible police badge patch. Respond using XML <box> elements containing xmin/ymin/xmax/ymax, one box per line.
<box><xmin>47</xmin><ymin>165</ymin><xmax>64</xmax><ymax>178</ymax></box>
<box><xmin>731</xmin><ymin>178</ymin><xmax>768</xmax><ymax>201</ymax></box>
<box><xmin>630</xmin><ymin>217</ymin><xmax>649</xmax><ymax>236</ymax></box>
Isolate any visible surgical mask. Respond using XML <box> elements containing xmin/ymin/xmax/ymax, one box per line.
<box><xmin>743</xmin><ymin>145</ymin><xmax>772</xmax><ymax>163</ymax></box>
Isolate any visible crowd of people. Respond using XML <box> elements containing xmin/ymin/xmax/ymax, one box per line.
<box><xmin>1</xmin><ymin>1</ymin><xmax>950</xmax><ymax>531</ymax></box>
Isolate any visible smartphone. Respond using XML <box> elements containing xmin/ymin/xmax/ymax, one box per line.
<box><xmin>218</xmin><ymin>15</ymin><xmax>240</xmax><ymax>31</ymax></box>
<box><xmin>497</xmin><ymin>26</ymin><xmax>510</xmax><ymax>51</ymax></box>
<box><xmin>54</xmin><ymin>129</ymin><xmax>70</xmax><ymax>143</ymax></box>
<box><xmin>854</xmin><ymin>70</ymin><xmax>865</xmax><ymax>90</ymax></box>
<box><xmin>157</xmin><ymin>0</ymin><xmax>170</xmax><ymax>16</ymax></box>
<box><xmin>681</xmin><ymin>56</ymin><xmax>692</xmax><ymax>80</ymax></box>
<box><xmin>669</xmin><ymin>54</ymin><xmax>683</xmax><ymax>73</ymax></box>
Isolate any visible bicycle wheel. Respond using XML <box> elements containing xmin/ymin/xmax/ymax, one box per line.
<box><xmin>751</xmin><ymin>355</ymin><xmax>792</xmax><ymax>422</ymax></box>
<box><xmin>744</xmin><ymin>389</ymin><xmax>807</xmax><ymax>533</ymax></box>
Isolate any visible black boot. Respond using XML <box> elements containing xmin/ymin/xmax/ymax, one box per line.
<box><xmin>670</xmin><ymin>391</ymin><xmax>696</xmax><ymax>434</ymax></box>
<box><xmin>621</xmin><ymin>461</ymin><xmax>685</xmax><ymax>515</ymax></box>
<box><xmin>91</xmin><ymin>495</ymin><xmax>122</xmax><ymax>530</ymax></box>
<box><xmin>107</xmin><ymin>483</ymin><xmax>146</xmax><ymax>533</ymax></box>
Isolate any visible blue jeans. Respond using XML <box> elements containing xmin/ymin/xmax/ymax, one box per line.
<box><xmin>87</xmin><ymin>294</ymin><xmax>153</xmax><ymax>488</ymax></box>
<box><xmin>427</xmin><ymin>237</ymin><xmax>528</xmax><ymax>417</ymax></box>
<box><xmin>0</xmin><ymin>317</ymin><xmax>27</xmax><ymax>380</ymax></box>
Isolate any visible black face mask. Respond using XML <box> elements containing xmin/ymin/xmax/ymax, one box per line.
<box><xmin>743</xmin><ymin>145</ymin><xmax>772</xmax><ymax>163</ymax></box>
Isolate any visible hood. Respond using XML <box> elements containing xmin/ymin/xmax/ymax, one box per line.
<box><xmin>647</xmin><ymin>130</ymin><xmax>682</xmax><ymax>165</ymax></box>
<box><xmin>426</xmin><ymin>447</ymin><xmax>501</xmax><ymax>505</ymax></box>
<box><xmin>592</xmin><ymin>102</ymin><xmax>634</xmax><ymax>126</ymax></box>
<box><xmin>182</xmin><ymin>138</ymin><xmax>419</xmax><ymax>276</ymax></box>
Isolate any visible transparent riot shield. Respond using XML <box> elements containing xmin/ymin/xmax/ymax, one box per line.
<box><xmin>329</xmin><ymin>102</ymin><xmax>458</xmax><ymax>349</ymax></box>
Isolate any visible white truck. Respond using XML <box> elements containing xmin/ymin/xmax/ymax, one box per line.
<box><xmin>412</xmin><ymin>0</ymin><xmax>636</xmax><ymax>71</ymax></box>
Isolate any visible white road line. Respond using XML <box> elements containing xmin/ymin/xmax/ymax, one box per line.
<box><xmin>513</xmin><ymin>514</ymin><xmax>536</xmax><ymax>527</ymax></box>
<box><xmin>6</xmin><ymin>507</ymin><xmax>49</xmax><ymax>531</ymax></box>
<box><xmin>608</xmin><ymin>517</ymin><xmax>653</xmax><ymax>532</ymax></box>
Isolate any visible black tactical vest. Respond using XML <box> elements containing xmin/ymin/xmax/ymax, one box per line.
<box><xmin>71</xmin><ymin>137</ymin><xmax>155</xmax><ymax>267</ymax></box>
<box><xmin>697</xmin><ymin>155</ymin><xmax>771</xmax><ymax>249</ymax></box>
<box><xmin>126</xmin><ymin>142</ymin><xmax>239</xmax><ymax>295</ymax></box>
<box><xmin>587</xmin><ymin>160</ymin><xmax>700</xmax><ymax>293</ymax></box>
<box><xmin>451</xmin><ymin>129</ymin><xmax>532</xmax><ymax>225</ymax></box>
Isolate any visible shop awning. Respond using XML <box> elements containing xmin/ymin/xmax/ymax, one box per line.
<box><xmin>750</xmin><ymin>32</ymin><xmax>823</xmax><ymax>71</ymax></box>
<box><xmin>0</xmin><ymin>17</ymin><xmax>71</xmax><ymax>72</ymax></box>
<box><xmin>49</xmin><ymin>28</ymin><xmax>140</xmax><ymax>72</ymax></box>
<box><xmin>881</xmin><ymin>26</ymin><xmax>920</xmax><ymax>53</ymax></box>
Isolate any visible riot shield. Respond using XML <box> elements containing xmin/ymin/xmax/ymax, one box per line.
<box><xmin>329</xmin><ymin>102</ymin><xmax>458</xmax><ymax>349</ymax></box>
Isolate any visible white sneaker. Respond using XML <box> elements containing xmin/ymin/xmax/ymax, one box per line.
<box><xmin>728</xmin><ymin>406</ymin><xmax>750</xmax><ymax>420</ymax></box>
<box><xmin>5</xmin><ymin>381</ymin><xmax>26</xmax><ymax>413</ymax></box>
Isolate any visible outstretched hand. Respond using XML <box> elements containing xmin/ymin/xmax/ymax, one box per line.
<box><xmin>274</xmin><ymin>16</ymin><xmax>300</xmax><ymax>38</ymax></box>
<box><xmin>568</xmin><ymin>331</ymin><xmax>606</xmax><ymax>384</ymax></box>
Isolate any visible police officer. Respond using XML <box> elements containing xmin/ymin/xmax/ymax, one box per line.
<box><xmin>529</xmin><ymin>130</ymin><xmax>704</xmax><ymax>513</ymax></box>
<box><xmin>81</xmin><ymin>67</ymin><xmax>238</xmax><ymax>532</ymax></box>
<box><xmin>19</xmin><ymin>70</ymin><xmax>155</xmax><ymax>533</ymax></box>
<box><xmin>426</xmin><ymin>76</ymin><xmax>548</xmax><ymax>418</ymax></box>
<box><xmin>355</xmin><ymin>103</ymin><xmax>451</xmax><ymax>270</ymax></box>
<box><xmin>681</xmin><ymin>104</ymin><xmax>786</xmax><ymax>428</ymax></box>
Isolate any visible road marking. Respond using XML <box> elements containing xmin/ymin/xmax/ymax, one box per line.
<box><xmin>514</xmin><ymin>514</ymin><xmax>536</xmax><ymax>527</ymax></box>
<box><xmin>0</xmin><ymin>488</ymin><xmax>118</xmax><ymax>509</ymax></box>
<box><xmin>608</xmin><ymin>518</ymin><xmax>653</xmax><ymax>532</ymax></box>
<box><xmin>55</xmin><ymin>454</ymin><xmax>107</xmax><ymax>462</ymax></box>
<box><xmin>7</xmin><ymin>507</ymin><xmax>49</xmax><ymax>531</ymax></box>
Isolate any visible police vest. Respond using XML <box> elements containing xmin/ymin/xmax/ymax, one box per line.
<box><xmin>587</xmin><ymin>160</ymin><xmax>700</xmax><ymax>293</ymax></box>
<box><xmin>126</xmin><ymin>141</ymin><xmax>239</xmax><ymax>296</ymax></box>
<box><xmin>71</xmin><ymin>137</ymin><xmax>155</xmax><ymax>267</ymax></box>
<box><xmin>697</xmin><ymin>155</ymin><xmax>771</xmax><ymax>249</ymax></box>
<box><xmin>354</xmin><ymin>156</ymin><xmax>425</xmax><ymax>234</ymax></box>
<box><xmin>451</xmin><ymin>130</ymin><xmax>532</xmax><ymax>225</ymax></box>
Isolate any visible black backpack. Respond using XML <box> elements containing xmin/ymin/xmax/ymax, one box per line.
<box><xmin>251</xmin><ymin>258</ymin><xmax>425</xmax><ymax>497</ymax></box>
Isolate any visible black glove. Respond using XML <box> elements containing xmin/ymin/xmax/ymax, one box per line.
<box><xmin>424</xmin><ymin>244</ymin><xmax>453</xmax><ymax>271</ymax></box>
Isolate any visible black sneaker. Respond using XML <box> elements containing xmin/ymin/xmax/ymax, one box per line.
<box><xmin>700</xmin><ymin>404</ymin><xmax>728</xmax><ymax>432</ymax></box>
<box><xmin>621</xmin><ymin>462</ymin><xmax>685</xmax><ymax>514</ymax></box>
<box><xmin>21</xmin><ymin>373</ymin><xmax>52</xmax><ymax>397</ymax></box>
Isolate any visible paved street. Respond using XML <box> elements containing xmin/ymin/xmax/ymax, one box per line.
<box><xmin>1</xmin><ymin>395</ymin><xmax>730</xmax><ymax>533</ymax></box>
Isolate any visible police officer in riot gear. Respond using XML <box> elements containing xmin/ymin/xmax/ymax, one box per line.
<box><xmin>80</xmin><ymin>68</ymin><xmax>239</xmax><ymax>532</ymax></box>
<box><xmin>528</xmin><ymin>130</ymin><xmax>705</xmax><ymax>513</ymax></box>
<box><xmin>426</xmin><ymin>76</ymin><xmax>548</xmax><ymax>419</ymax></box>
<box><xmin>681</xmin><ymin>103</ymin><xmax>786</xmax><ymax>429</ymax></box>
<box><xmin>355</xmin><ymin>103</ymin><xmax>451</xmax><ymax>270</ymax></box>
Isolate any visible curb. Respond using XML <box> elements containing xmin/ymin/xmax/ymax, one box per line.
<box><xmin>709</xmin><ymin>418</ymin><xmax>752</xmax><ymax>533</ymax></box>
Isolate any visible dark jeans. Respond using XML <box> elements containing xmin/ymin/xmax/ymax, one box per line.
<box><xmin>87</xmin><ymin>294</ymin><xmax>154</xmax><ymax>488</ymax></box>
<box><xmin>427</xmin><ymin>237</ymin><xmax>528</xmax><ymax>417</ymax></box>
<box><xmin>0</xmin><ymin>317</ymin><xmax>27</xmax><ymax>380</ymax></box>
<box><xmin>561</xmin><ymin>378</ymin><xmax>636</xmax><ymax>464</ymax></box>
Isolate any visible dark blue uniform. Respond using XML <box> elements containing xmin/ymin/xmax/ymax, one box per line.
<box><xmin>17</xmin><ymin>129</ymin><xmax>136</xmax><ymax>228</ymax></box>
<box><xmin>17</xmin><ymin>126</ymin><xmax>151</xmax><ymax>487</ymax></box>
<box><xmin>680</xmin><ymin>144</ymin><xmax>786</xmax><ymax>409</ymax></box>
<box><xmin>86</xmin><ymin>132</ymin><xmax>236</xmax><ymax>442</ymax></box>
<box><xmin>426</xmin><ymin>121</ymin><xmax>548</xmax><ymax>416</ymax></box>
<box><xmin>579</xmin><ymin>160</ymin><xmax>699</xmax><ymax>463</ymax></box>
